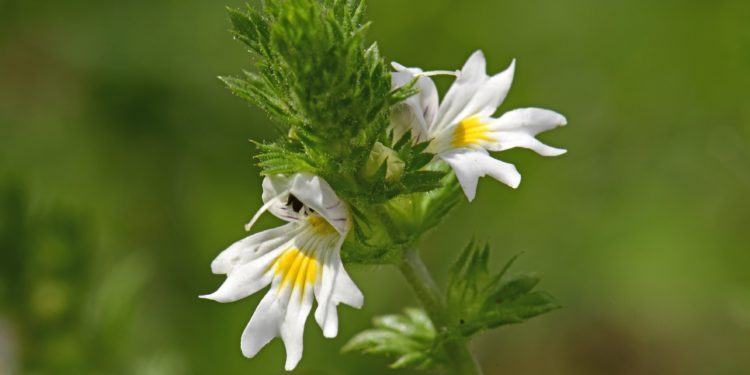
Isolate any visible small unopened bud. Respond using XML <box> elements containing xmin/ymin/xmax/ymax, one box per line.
<box><xmin>363</xmin><ymin>142</ymin><xmax>405</xmax><ymax>183</ymax></box>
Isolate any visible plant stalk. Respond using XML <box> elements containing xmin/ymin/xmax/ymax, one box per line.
<box><xmin>399</xmin><ymin>249</ymin><xmax>482</xmax><ymax>375</ymax></box>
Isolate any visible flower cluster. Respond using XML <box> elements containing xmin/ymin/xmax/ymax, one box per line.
<box><xmin>203</xmin><ymin>0</ymin><xmax>567</xmax><ymax>371</ymax></box>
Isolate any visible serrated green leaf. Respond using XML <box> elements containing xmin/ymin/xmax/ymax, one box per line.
<box><xmin>342</xmin><ymin>330</ymin><xmax>423</xmax><ymax>354</ymax></box>
<box><xmin>374</xmin><ymin>308</ymin><xmax>434</xmax><ymax>340</ymax></box>
<box><xmin>390</xmin><ymin>351</ymin><xmax>432</xmax><ymax>370</ymax></box>
<box><xmin>403</xmin><ymin>307</ymin><xmax>433</xmax><ymax>332</ymax></box>
<box><xmin>478</xmin><ymin>291</ymin><xmax>562</xmax><ymax>331</ymax></box>
<box><xmin>343</xmin><ymin>308</ymin><xmax>438</xmax><ymax>371</ymax></box>
<box><xmin>490</xmin><ymin>273</ymin><xmax>541</xmax><ymax>303</ymax></box>
<box><xmin>446</xmin><ymin>241</ymin><xmax>561</xmax><ymax>337</ymax></box>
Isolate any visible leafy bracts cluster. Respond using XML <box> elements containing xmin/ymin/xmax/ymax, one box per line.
<box><xmin>345</xmin><ymin>242</ymin><xmax>560</xmax><ymax>371</ymax></box>
<box><xmin>224</xmin><ymin>0</ymin><xmax>442</xmax><ymax>205</ymax></box>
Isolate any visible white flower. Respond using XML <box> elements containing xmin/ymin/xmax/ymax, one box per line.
<box><xmin>391</xmin><ymin>50</ymin><xmax>567</xmax><ymax>201</ymax></box>
<box><xmin>201</xmin><ymin>173</ymin><xmax>363</xmax><ymax>371</ymax></box>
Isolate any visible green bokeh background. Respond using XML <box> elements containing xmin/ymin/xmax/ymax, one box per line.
<box><xmin>2</xmin><ymin>0</ymin><xmax>749</xmax><ymax>373</ymax></box>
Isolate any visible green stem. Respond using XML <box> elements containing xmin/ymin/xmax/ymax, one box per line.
<box><xmin>399</xmin><ymin>249</ymin><xmax>482</xmax><ymax>375</ymax></box>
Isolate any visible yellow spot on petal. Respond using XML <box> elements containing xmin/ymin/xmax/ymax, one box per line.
<box><xmin>274</xmin><ymin>247</ymin><xmax>320</xmax><ymax>299</ymax></box>
<box><xmin>274</xmin><ymin>248</ymin><xmax>298</xmax><ymax>278</ymax></box>
<box><xmin>451</xmin><ymin>116</ymin><xmax>495</xmax><ymax>148</ymax></box>
<box><xmin>307</xmin><ymin>215</ymin><xmax>337</xmax><ymax>236</ymax></box>
<box><xmin>305</xmin><ymin>258</ymin><xmax>318</xmax><ymax>285</ymax></box>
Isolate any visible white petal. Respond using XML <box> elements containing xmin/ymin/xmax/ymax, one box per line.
<box><xmin>313</xmin><ymin>240</ymin><xmax>363</xmax><ymax>338</ymax></box>
<box><xmin>313</xmin><ymin>248</ymin><xmax>337</xmax><ymax>336</ymax></box>
<box><xmin>459</xmin><ymin>50</ymin><xmax>487</xmax><ymax>81</ymax></box>
<box><xmin>239</xmin><ymin>242</ymin><xmax>319</xmax><ymax>371</ymax></box>
<box><xmin>241</xmin><ymin>291</ymin><xmax>284</xmax><ymax>359</ymax></box>
<box><xmin>261</xmin><ymin>174</ymin><xmax>294</xmax><ymax>201</ymax></box>
<box><xmin>486</xmin><ymin>132</ymin><xmax>567</xmax><ymax>156</ymax></box>
<box><xmin>261</xmin><ymin>174</ymin><xmax>350</xmax><ymax>235</ymax></box>
<box><xmin>391</xmin><ymin>70</ymin><xmax>417</xmax><ymax>98</ymax></box>
<box><xmin>390</xmin><ymin>64</ymin><xmax>439</xmax><ymax>141</ymax></box>
<box><xmin>199</xmin><ymin>246</ymin><xmax>283</xmax><ymax>303</ymax></box>
<box><xmin>440</xmin><ymin>148</ymin><xmax>521</xmax><ymax>201</ymax></box>
<box><xmin>417</xmin><ymin>76</ymin><xmax>439</xmax><ymax>129</ymax></box>
<box><xmin>317</xmin><ymin>265</ymin><xmax>364</xmax><ymax>338</ymax></box>
<box><xmin>391</xmin><ymin>61</ymin><xmax>423</xmax><ymax>76</ymax></box>
<box><xmin>279</xmin><ymin>277</ymin><xmax>315</xmax><ymax>371</ymax></box>
<box><xmin>486</xmin><ymin>108</ymin><xmax>567</xmax><ymax>156</ymax></box>
<box><xmin>262</xmin><ymin>175</ymin><xmax>305</xmax><ymax>223</ymax></box>
<box><xmin>209</xmin><ymin>223</ymin><xmax>299</xmax><ymax>275</ymax></box>
<box><xmin>472</xmin><ymin>59</ymin><xmax>515</xmax><ymax>118</ymax></box>
<box><xmin>391</xmin><ymin>100</ymin><xmax>429</xmax><ymax>142</ymax></box>
<box><xmin>432</xmin><ymin>51</ymin><xmax>486</xmax><ymax>131</ymax></box>
<box><xmin>433</xmin><ymin>51</ymin><xmax>515</xmax><ymax>133</ymax></box>
<box><xmin>391</xmin><ymin>71</ymin><xmax>431</xmax><ymax>142</ymax></box>
<box><xmin>490</xmin><ymin>107</ymin><xmax>567</xmax><ymax>134</ymax></box>
<box><xmin>285</xmin><ymin>174</ymin><xmax>351</xmax><ymax>235</ymax></box>
<box><xmin>331</xmin><ymin>264</ymin><xmax>364</xmax><ymax>308</ymax></box>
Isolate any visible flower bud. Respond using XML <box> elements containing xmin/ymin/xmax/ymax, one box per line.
<box><xmin>363</xmin><ymin>142</ymin><xmax>405</xmax><ymax>183</ymax></box>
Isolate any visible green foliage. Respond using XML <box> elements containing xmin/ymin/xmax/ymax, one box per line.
<box><xmin>414</xmin><ymin>167</ymin><xmax>462</xmax><ymax>234</ymax></box>
<box><xmin>343</xmin><ymin>308</ymin><xmax>438</xmax><ymax>370</ymax></box>
<box><xmin>339</xmin><ymin>135</ymin><xmax>457</xmax><ymax>264</ymax></box>
<box><xmin>225</xmin><ymin>0</ymin><xmax>455</xmax><ymax>265</ymax></box>
<box><xmin>224</xmin><ymin>0</ymin><xmax>439</xmax><ymax>204</ymax></box>
<box><xmin>360</xmin><ymin>131</ymin><xmax>445</xmax><ymax>202</ymax></box>
<box><xmin>446</xmin><ymin>241</ymin><xmax>562</xmax><ymax>337</ymax></box>
<box><xmin>340</xmin><ymin>166</ymin><xmax>459</xmax><ymax>265</ymax></box>
<box><xmin>345</xmin><ymin>241</ymin><xmax>561</xmax><ymax>371</ymax></box>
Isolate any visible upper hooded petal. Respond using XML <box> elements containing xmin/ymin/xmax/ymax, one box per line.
<box><xmin>261</xmin><ymin>174</ymin><xmax>304</xmax><ymax>223</ymax></box>
<box><xmin>433</xmin><ymin>51</ymin><xmax>515</xmax><ymax>134</ymax></box>
<box><xmin>262</xmin><ymin>173</ymin><xmax>351</xmax><ymax>236</ymax></box>
<box><xmin>391</xmin><ymin>62</ymin><xmax>439</xmax><ymax>135</ymax></box>
<box><xmin>391</xmin><ymin>71</ymin><xmax>431</xmax><ymax>142</ymax></box>
<box><xmin>440</xmin><ymin>148</ymin><xmax>521</xmax><ymax>201</ymax></box>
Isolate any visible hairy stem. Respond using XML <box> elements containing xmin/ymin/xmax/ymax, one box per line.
<box><xmin>399</xmin><ymin>249</ymin><xmax>482</xmax><ymax>375</ymax></box>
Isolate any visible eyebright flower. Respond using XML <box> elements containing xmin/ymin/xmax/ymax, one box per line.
<box><xmin>201</xmin><ymin>173</ymin><xmax>363</xmax><ymax>371</ymax></box>
<box><xmin>391</xmin><ymin>50</ymin><xmax>567</xmax><ymax>201</ymax></box>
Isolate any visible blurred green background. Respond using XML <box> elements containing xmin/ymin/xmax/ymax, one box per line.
<box><xmin>1</xmin><ymin>0</ymin><xmax>749</xmax><ymax>373</ymax></box>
